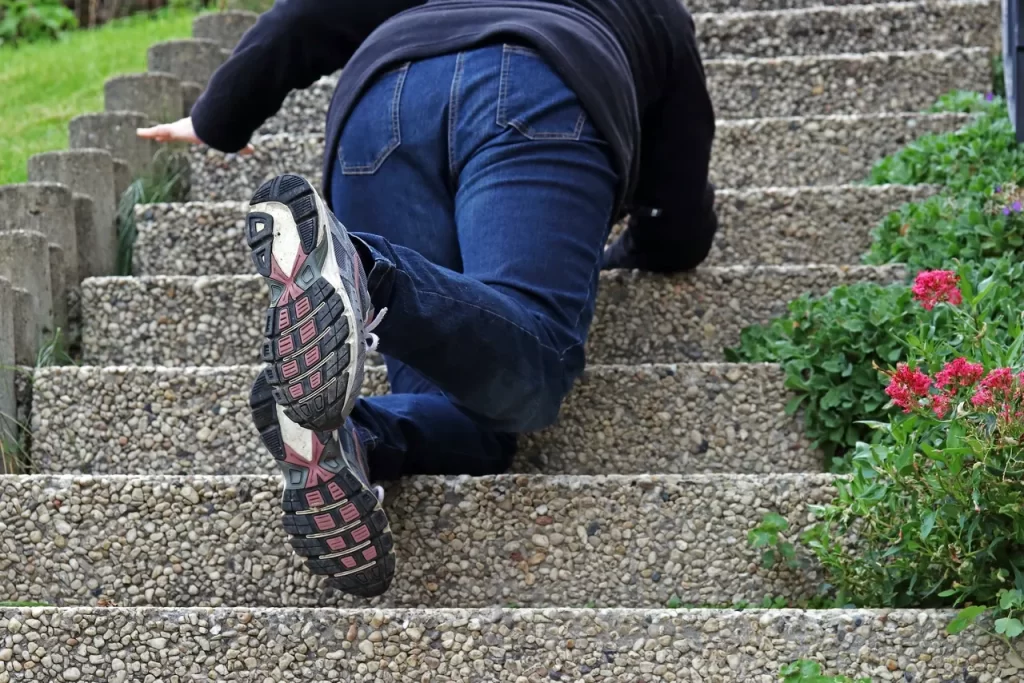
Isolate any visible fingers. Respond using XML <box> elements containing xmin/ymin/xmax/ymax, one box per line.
<box><xmin>135</xmin><ymin>125</ymin><xmax>172</xmax><ymax>141</ymax></box>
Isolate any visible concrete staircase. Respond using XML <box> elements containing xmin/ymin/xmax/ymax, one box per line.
<box><xmin>1</xmin><ymin>1</ymin><xmax>1019</xmax><ymax>681</ymax></box>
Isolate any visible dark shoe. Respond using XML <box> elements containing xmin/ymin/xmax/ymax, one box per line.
<box><xmin>247</xmin><ymin>173</ymin><xmax>384</xmax><ymax>433</ymax></box>
<box><xmin>250</xmin><ymin>368</ymin><xmax>396</xmax><ymax>597</ymax></box>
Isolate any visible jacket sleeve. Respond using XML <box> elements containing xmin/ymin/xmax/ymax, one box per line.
<box><xmin>604</xmin><ymin>25</ymin><xmax>717</xmax><ymax>273</ymax></box>
<box><xmin>191</xmin><ymin>0</ymin><xmax>424</xmax><ymax>153</ymax></box>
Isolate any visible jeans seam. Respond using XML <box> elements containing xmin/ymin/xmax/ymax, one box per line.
<box><xmin>496</xmin><ymin>44</ymin><xmax>512</xmax><ymax>129</ymax></box>
<box><xmin>340</xmin><ymin>62</ymin><xmax>410</xmax><ymax>175</ymax></box>
<box><xmin>448</xmin><ymin>51</ymin><xmax>465</xmax><ymax>183</ymax></box>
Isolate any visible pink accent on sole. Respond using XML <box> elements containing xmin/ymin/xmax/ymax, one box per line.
<box><xmin>309</xmin><ymin>372</ymin><xmax>322</xmax><ymax>390</ymax></box>
<box><xmin>299</xmin><ymin>320</ymin><xmax>317</xmax><ymax>344</ymax></box>
<box><xmin>282</xmin><ymin>360</ymin><xmax>299</xmax><ymax>379</ymax></box>
<box><xmin>306</xmin><ymin>491</ymin><xmax>325</xmax><ymax>508</ymax></box>
<box><xmin>362</xmin><ymin>546</ymin><xmax>378</xmax><ymax>561</ymax></box>
<box><xmin>279</xmin><ymin>309</ymin><xmax>290</xmax><ymax>329</ymax></box>
<box><xmin>282</xmin><ymin>434</ymin><xmax>334</xmax><ymax>488</ymax></box>
<box><xmin>295</xmin><ymin>296</ymin><xmax>311</xmax><ymax>318</ymax></box>
<box><xmin>288</xmin><ymin>384</ymin><xmax>304</xmax><ymax>399</ymax></box>
<box><xmin>340</xmin><ymin>556</ymin><xmax>357</xmax><ymax>569</ymax></box>
<box><xmin>278</xmin><ymin>336</ymin><xmax>294</xmax><ymax>356</ymax></box>
<box><xmin>305</xmin><ymin>347</ymin><xmax>321</xmax><ymax>365</ymax></box>
<box><xmin>326</xmin><ymin>536</ymin><xmax>347</xmax><ymax>551</ymax></box>
<box><xmin>352</xmin><ymin>525</ymin><xmax>370</xmax><ymax>543</ymax></box>
<box><xmin>340</xmin><ymin>503</ymin><xmax>359</xmax><ymax>523</ymax></box>
<box><xmin>313</xmin><ymin>514</ymin><xmax>335</xmax><ymax>531</ymax></box>
<box><xmin>328</xmin><ymin>482</ymin><xmax>344</xmax><ymax>500</ymax></box>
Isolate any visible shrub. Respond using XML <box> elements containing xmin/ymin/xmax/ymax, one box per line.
<box><xmin>0</xmin><ymin>0</ymin><xmax>77</xmax><ymax>46</ymax></box>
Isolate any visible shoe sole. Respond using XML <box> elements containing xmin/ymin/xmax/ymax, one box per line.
<box><xmin>247</xmin><ymin>174</ymin><xmax>358</xmax><ymax>433</ymax></box>
<box><xmin>250</xmin><ymin>369</ymin><xmax>396</xmax><ymax>597</ymax></box>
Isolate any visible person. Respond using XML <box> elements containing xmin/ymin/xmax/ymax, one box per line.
<box><xmin>137</xmin><ymin>0</ymin><xmax>718</xmax><ymax>599</ymax></box>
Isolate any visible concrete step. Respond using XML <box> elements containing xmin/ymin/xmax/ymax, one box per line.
<box><xmin>694</xmin><ymin>0</ymin><xmax>997</xmax><ymax>59</ymax></box>
<box><xmin>187</xmin><ymin>113</ymin><xmax>968</xmax><ymax>202</ymax></box>
<box><xmin>0</xmin><ymin>606</ymin><xmax>1008</xmax><ymax>682</ymax></box>
<box><xmin>29</xmin><ymin>363</ymin><xmax>814</xmax><ymax>477</ymax></box>
<box><xmin>79</xmin><ymin>265</ymin><xmax>904</xmax><ymax>366</ymax></box>
<box><xmin>134</xmin><ymin>185</ymin><xmax>935</xmax><ymax>277</ymax></box>
<box><xmin>259</xmin><ymin>48</ymin><xmax>991</xmax><ymax>137</ymax></box>
<box><xmin>2</xmin><ymin>473</ymin><xmax>833</xmax><ymax>609</ymax></box>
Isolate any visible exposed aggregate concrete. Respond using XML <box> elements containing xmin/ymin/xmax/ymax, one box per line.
<box><xmin>1</xmin><ymin>473</ymin><xmax>837</xmax><ymax>608</ymax></box>
<box><xmin>29</xmin><ymin>363</ymin><xmax>815</xmax><ymax>476</ymax></box>
<box><xmin>0</xmin><ymin>606</ymin><xmax>1018</xmax><ymax>682</ymax></box>
<box><xmin>188</xmin><ymin>115</ymin><xmax>967</xmax><ymax>202</ymax></box>
<box><xmin>134</xmin><ymin>184</ymin><xmax>935</xmax><ymax>276</ymax></box>
<box><xmin>80</xmin><ymin>266</ymin><xmax>905</xmax><ymax>366</ymax></box>
<box><xmin>695</xmin><ymin>0</ymin><xmax>999</xmax><ymax>59</ymax></box>
<box><xmin>256</xmin><ymin>49</ymin><xmax>990</xmax><ymax>136</ymax></box>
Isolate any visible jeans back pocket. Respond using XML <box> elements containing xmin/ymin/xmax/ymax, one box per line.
<box><xmin>339</xmin><ymin>62</ymin><xmax>411</xmax><ymax>175</ymax></box>
<box><xmin>496</xmin><ymin>45</ymin><xmax>588</xmax><ymax>141</ymax></box>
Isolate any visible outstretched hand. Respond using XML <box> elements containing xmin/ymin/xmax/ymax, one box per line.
<box><xmin>136</xmin><ymin>117</ymin><xmax>254</xmax><ymax>155</ymax></box>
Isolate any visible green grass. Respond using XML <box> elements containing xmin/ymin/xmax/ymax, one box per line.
<box><xmin>0</xmin><ymin>9</ymin><xmax>198</xmax><ymax>186</ymax></box>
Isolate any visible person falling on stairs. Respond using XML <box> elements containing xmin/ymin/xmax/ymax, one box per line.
<box><xmin>137</xmin><ymin>0</ymin><xmax>718</xmax><ymax>598</ymax></box>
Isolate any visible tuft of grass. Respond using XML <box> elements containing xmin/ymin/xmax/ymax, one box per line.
<box><xmin>116</xmin><ymin>146</ymin><xmax>191</xmax><ymax>274</ymax></box>
<box><xmin>35</xmin><ymin>327</ymin><xmax>75</xmax><ymax>367</ymax></box>
<box><xmin>0</xmin><ymin>8</ymin><xmax>198</xmax><ymax>185</ymax></box>
<box><xmin>0</xmin><ymin>601</ymin><xmax>50</xmax><ymax>607</ymax></box>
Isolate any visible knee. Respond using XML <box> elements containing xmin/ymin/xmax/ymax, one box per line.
<box><xmin>472</xmin><ymin>349</ymin><xmax>583</xmax><ymax>433</ymax></box>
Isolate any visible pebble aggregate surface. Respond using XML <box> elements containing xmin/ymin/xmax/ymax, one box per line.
<box><xmin>80</xmin><ymin>266</ymin><xmax>905</xmax><ymax>366</ymax></box>
<box><xmin>29</xmin><ymin>363</ymin><xmax>815</xmax><ymax>476</ymax></box>
<box><xmin>134</xmin><ymin>185</ymin><xmax>935</xmax><ymax>276</ymax></box>
<box><xmin>0</xmin><ymin>606</ymin><xmax>1017</xmax><ymax>682</ymax></box>
<box><xmin>1</xmin><ymin>473</ymin><xmax>836</xmax><ymax>608</ymax></box>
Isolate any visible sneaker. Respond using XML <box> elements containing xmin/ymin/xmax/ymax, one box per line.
<box><xmin>250</xmin><ymin>368</ymin><xmax>396</xmax><ymax>597</ymax></box>
<box><xmin>246</xmin><ymin>173</ymin><xmax>385</xmax><ymax>433</ymax></box>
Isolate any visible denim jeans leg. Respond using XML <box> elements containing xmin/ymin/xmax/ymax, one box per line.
<box><xmin>329</xmin><ymin>52</ymin><xmax>516</xmax><ymax>480</ymax></box>
<box><xmin>352</xmin><ymin>44</ymin><xmax>619</xmax><ymax>434</ymax></box>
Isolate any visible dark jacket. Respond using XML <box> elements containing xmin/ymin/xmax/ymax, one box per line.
<box><xmin>190</xmin><ymin>0</ymin><xmax>718</xmax><ymax>273</ymax></box>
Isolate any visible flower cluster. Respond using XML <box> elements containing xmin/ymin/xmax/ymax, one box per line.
<box><xmin>885</xmin><ymin>357</ymin><xmax>1024</xmax><ymax>422</ymax></box>
<box><xmin>911</xmin><ymin>270</ymin><xmax>963</xmax><ymax>311</ymax></box>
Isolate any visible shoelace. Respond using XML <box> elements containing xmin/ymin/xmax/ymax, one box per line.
<box><xmin>364</xmin><ymin>307</ymin><xmax>388</xmax><ymax>352</ymax></box>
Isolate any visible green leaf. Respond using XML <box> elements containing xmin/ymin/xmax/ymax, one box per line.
<box><xmin>995</xmin><ymin>618</ymin><xmax>1024</xmax><ymax>638</ymax></box>
<box><xmin>785</xmin><ymin>395</ymin><xmax>807</xmax><ymax>416</ymax></box>
<box><xmin>919</xmin><ymin>511</ymin><xmax>937</xmax><ymax>541</ymax></box>
<box><xmin>946</xmin><ymin>606</ymin><xmax>987</xmax><ymax>635</ymax></box>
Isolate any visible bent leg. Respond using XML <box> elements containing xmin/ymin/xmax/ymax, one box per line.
<box><xmin>355</xmin><ymin>44</ymin><xmax>619</xmax><ymax>433</ymax></box>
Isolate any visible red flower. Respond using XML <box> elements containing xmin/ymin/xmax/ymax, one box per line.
<box><xmin>935</xmin><ymin>358</ymin><xmax>985</xmax><ymax>391</ymax></box>
<box><xmin>971</xmin><ymin>387</ymin><xmax>995</xmax><ymax>408</ymax></box>
<box><xmin>981</xmin><ymin>367</ymin><xmax>1015</xmax><ymax>392</ymax></box>
<box><xmin>911</xmin><ymin>270</ymin><xmax>963</xmax><ymax>310</ymax></box>
<box><xmin>885</xmin><ymin>364</ymin><xmax>932</xmax><ymax>412</ymax></box>
<box><xmin>931</xmin><ymin>393</ymin><xmax>952</xmax><ymax>418</ymax></box>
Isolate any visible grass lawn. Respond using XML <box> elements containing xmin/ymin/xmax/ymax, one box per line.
<box><xmin>0</xmin><ymin>9</ymin><xmax>199</xmax><ymax>186</ymax></box>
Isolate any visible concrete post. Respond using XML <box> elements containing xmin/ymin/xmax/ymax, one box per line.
<box><xmin>112</xmin><ymin>159</ymin><xmax>133</xmax><ymax>201</ymax></box>
<box><xmin>69</xmin><ymin>111</ymin><xmax>156</xmax><ymax>177</ymax></box>
<box><xmin>192</xmin><ymin>10</ymin><xmax>258</xmax><ymax>50</ymax></box>
<box><xmin>9</xmin><ymin>287</ymin><xmax>38</xmax><ymax>367</ymax></box>
<box><xmin>105</xmin><ymin>72</ymin><xmax>184</xmax><ymax>124</ymax></box>
<box><xmin>28</xmin><ymin>149</ymin><xmax>117</xmax><ymax>279</ymax></box>
<box><xmin>0</xmin><ymin>276</ymin><xmax>16</xmax><ymax>469</ymax></box>
<box><xmin>0</xmin><ymin>231</ymin><xmax>53</xmax><ymax>357</ymax></box>
<box><xmin>48</xmin><ymin>245</ymin><xmax>68</xmax><ymax>335</ymax></box>
<box><xmin>0</xmin><ymin>182</ymin><xmax>78</xmax><ymax>285</ymax></box>
<box><xmin>147</xmin><ymin>39</ymin><xmax>227</xmax><ymax>90</ymax></box>
<box><xmin>182</xmin><ymin>82</ymin><xmax>204</xmax><ymax>117</ymax></box>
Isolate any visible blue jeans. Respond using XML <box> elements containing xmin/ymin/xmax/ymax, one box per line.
<box><xmin>328</xmin><ymin>44</ymin><xmax>619</xmax><ymax>480</ymax></box>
